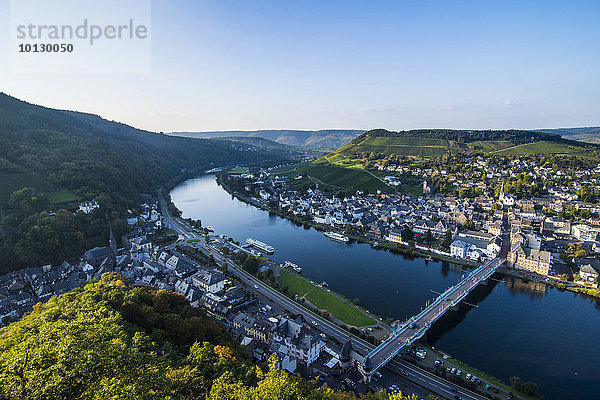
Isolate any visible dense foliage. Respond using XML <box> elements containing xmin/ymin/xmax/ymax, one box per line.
<box><xmin>0</xmin><ymin>93</ymin><xmax>291</xmax><ymax>204</ymax></box>
<box><xmin>0</xmin><ymin>274</ymin><xmax>410</xmax><ymax>400</ymax></box>
<box><xmin>0</xmin><ymin>93</ymin><xmax>292</xmax><ymax>272</ymax></box>
<box><xmin>354</xmin><ymin>128</ymin><xmax>570</xmax><ymax>145</ymax></box>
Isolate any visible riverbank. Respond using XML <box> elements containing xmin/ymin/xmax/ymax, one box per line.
<box><xmin>216</xmin><ymin>173</ymin><xmax>480</xmax><ymax>269</ymax></box>
<box><xmin>277</xmin><ymin>269</ymin><xmax>387</xmax><ymax>330</ymax></box>
<box><xmin>499</xmin><ymin>267</ymin><xmax>600</xmax><ymax>299</ymax></box>
<box><xmin>170</xmin><ymin>173</ymin><xmax>600</xmax><ymax>399</ymax></box>
<box><xmin>218</xmin><ymin>173</ymin><xmax>600</xmax><ymax>304</ymax></box>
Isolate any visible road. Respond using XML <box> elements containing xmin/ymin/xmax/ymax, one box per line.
<box><xmin>159</xmin><ymin>190</ymin><xmax>489</xmax><ymax>400</ymax></box>
<box><xmin>367</xmin><ymin>258</ymin><xmax>504</xmax><ymax>373</ymax></box>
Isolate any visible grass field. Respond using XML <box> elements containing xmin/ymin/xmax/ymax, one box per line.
<box><xmin>491</xmin><ymin>141</ymin><xmax>578</xmax><ymax>155</ymax></box>
<box><xmin>48</xmin><ymin>190</ymin><xmax>80</xmax><ymax>205</ymax></box>
<box><xmin>278</xmin><ymin>270</ymin><xmax>374</xmax><ymax>327</ymax></box>
<box><xmin>278</xmin><ymin>269</ymin><xmax>315</xmax><ymax>294</ymax></box>
<box><xmin>228</xmin><ymin>167</ymin><xmax>249</xmax><ymax>174</ymax></box>
<box><xmin>0</xmin><ymin>172</ymin><xmax>53</xmax><ymax>204</ymax></box>
<box><xmin>469</xmin><ymin>140</ymin><xmax>515</xmax><ymax>152</ymax></box>
<box><xmin>274</xmin><ymin>163</ymin><xmax>391</xmax><ymax>193</ymax></box>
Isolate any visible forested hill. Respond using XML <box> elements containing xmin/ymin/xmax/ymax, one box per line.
<box><xmin>170</xmin><ymin>129</ymin><xmax>364</xmax><ymax>151</ymax></box>
<box><xmin>0</xmin><ymin>273</ymin><xmax>407</xmax><ymax>400</ymax></box>
<box><xmin>0</xmin><ymin>93</ymin><xmax>293</xmax><ymax>206</ymax></box>
<box><xmin>353</xmin><ymin>128</ymin><xmax>568</xmax><ymax>145</ymax></box>
<box><xmin>539</xmin><ymin>126</ymin><xmax>600</xmax><ymax>144</ymax></box>
<box><xmin>0</xmin><ymin>94</ymin><xmax>294</xmax><ymax>272</ymax></box>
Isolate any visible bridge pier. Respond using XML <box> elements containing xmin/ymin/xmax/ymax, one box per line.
<box><xmin>359</xmin><ymin>356</ymin><xmax>373</xmax><ymax>383</ymax></box>
<box><xmin>481</xmin><ymin>278</ymin><xmax>488</xmax><ymax>285</ymax></box>
<box><xmin>451</xmin><ymin>303</ymin><xmax>460</xmax><ymax>312</ymax></box>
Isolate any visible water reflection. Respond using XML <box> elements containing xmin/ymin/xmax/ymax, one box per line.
<box><xmin>504</xmin><ymin>276</ymin><xmax>548</xmax><ymax>298</ymax></box>
<box><xmin>171</xmin><ymin>175</ymin><xmax>600</xmax><ymax>400</ymax></box>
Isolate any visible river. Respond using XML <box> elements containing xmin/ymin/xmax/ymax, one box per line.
<box><xmin>170</xmin><ymin>175</ymin><xmax>600</xmax><ymax>400</ymax></box>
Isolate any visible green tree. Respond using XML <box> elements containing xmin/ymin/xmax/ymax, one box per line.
<box><xmin>243</xmin><ymin>256</ymin><xmax>259</xmax><ymax>275</ymax></box>
<box><xmin>424</xmin><ymin>230</ymin><xmax>433</xmax><ymax>243</ymax></box>
<box><xmin>442</xmin><ymin>228</ymin><xmax>453</xmax><ymax>250</ymax></box>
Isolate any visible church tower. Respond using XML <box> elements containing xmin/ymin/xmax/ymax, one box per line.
<box><xmin>109</xmin><ymin>225</ymin><xmax>117</xmax><ymax>254</ymax></box>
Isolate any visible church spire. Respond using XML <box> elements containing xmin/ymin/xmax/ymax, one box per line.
<box><xmin>109</xmin><ymin>225</ymin><xmax>116</xmax><ymax>253</ymax></box>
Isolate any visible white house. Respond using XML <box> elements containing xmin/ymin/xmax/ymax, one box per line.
<box><xmin>259</xmin><ymin>190</ymin><xmax>271</xmax><ymax>201</ymax></box>
<box><xmin>166</xmin><ymin>255</ymin><xmax>180</xmax><ymax>270</ymax></box>
<box><xmin>79</xmin><ymin>200</ymin><xmax>99</xmax><ymax>214</ymax></box>
<box><xmin>572</xmin><ymin>224</ymin><xmax>599</xmax><ymax>242</ymax></box>
<box><xmin>192</xmin><ymin>270</ymin><xmax>226</xmax><ymax>293</ymax></box>
<box><xmin>450</xmin><ymin>240</ymin><xmax>469</xmax><ymax>259</ymax></box>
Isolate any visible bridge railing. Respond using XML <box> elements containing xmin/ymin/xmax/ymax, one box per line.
<box><xmin>366</xmin><ymin>257</ymin><xmax>505</xmax><ymax>367</ymax></box>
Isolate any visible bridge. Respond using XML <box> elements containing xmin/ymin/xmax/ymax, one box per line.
<box><xmin>361</xmin><ymin>257</ymin><xmax>505</xmax><ymax>377</ymax></box>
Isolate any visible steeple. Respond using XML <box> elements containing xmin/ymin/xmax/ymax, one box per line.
<box><xmin>109</xmin><ymin>225</ymin><xmax>116</xmax><ymax>253</ymax></box>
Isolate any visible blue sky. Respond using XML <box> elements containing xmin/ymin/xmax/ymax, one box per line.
<box><xmin>1</xmin><ymin>0</ymin><xmax>599</xmax><ymax>132</ymax></box>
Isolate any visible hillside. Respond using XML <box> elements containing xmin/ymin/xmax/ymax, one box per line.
<box><xmin>0</xmin><ymin>94</ymin><xmax>295</xmax><ymax>205</ymax></box>
<box><xmin>322</xmin><ymin>128</ymin><xmax>597</xmax><ymax>166</ymax></box>
<box><xmin>0</xmin><ymin>273</ymin><xmax>407</xmax><ymax>400</ymax></box>
<box><xmin>539</xmin><ymin>126</ymin><xmax>600</xmax><ymax>144</ymax></box>
<box><xmin>0</xmin><ymin>94</ymin><xmax>295</xmax><ymax>272</ymax></box>
<box><xmin>211</xmin><ymin>135</ymin><xmax>302</xmax><ymax>152</ymax></box>
<box><xmin>272</xmin><ymin>128</ymin><xmax>599</xmax><ymax>196</ymax></box>
<box><xmin>170</xmin><ymin>129</ymin><xmax>364</xmax><ymax>151</ymax></box>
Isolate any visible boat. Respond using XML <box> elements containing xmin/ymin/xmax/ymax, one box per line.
<box><xmin>284</xmin><ymin>261</ymin><xmax>302</xmax><ymax>273</ymax></box>
<box><xmin>205</xmin><ymin>226</ymin><xmax>214</xmax><ymax>232</ymax></box>
<box><xmin>246</xmin><ymin>238</ymin><xmax>275</xmax><ymax>254</ymax></box>
<box><xmin>324</xmin><ymin>231</ymin><xmax>349</xmax><ymax>242</ymax></box>
<box><xmin>321</xmin><ymin>281</ymin><xmax>328</xmax><ymax>287</ymax></box>
<box><xmin>425</xmin><ymin>256</ymin><xmax>433</xmax><ymax>262</ymax></box>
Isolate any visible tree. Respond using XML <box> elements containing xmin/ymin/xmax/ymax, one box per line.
<box><xmin>345</xmin><ymin>224</ymin><xmax>354</xmax><ymax>235</ymax></box>
<box><xmin>352</xmin><ymin>298</ymin><xmax>360</xmax><ymax>306</ymax></box>
<box><xmin>398</xmin><ymin>226</ymin><xmax>412</xmax><ymax>241</ymax></box>
<box><xmin>243</xmin><ymin>256</ymin><xmax>259</xmax><ymax>275</ymax></box>
<box><xmin>523</xmin><ymin>381</ymin><xmax>539</xmax><ymax>395</ymax></box>
<box><xmin>442</xmin><ymin>228</ymin><xmax>453</xmax><ymax>250</ymax></box>
<box><xmin>510</xmin><ymin>376</ymin><xmax>524</xmax><ymax>392</ymax></box>
<box><xmin>424</xmin><ymin>230</ymin><xmax>433</xmax><ymax>243</ymax></box>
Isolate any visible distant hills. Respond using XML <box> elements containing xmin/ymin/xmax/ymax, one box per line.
<box><xmin>0</xmin><ymin>93</ymin><xmax>294</xmax><ymax>205</ymax></box>
<box><xmin>539</xmin><ymin>127</ymin><xmax>600</xmax><ymax>144</ymax></box>
<box><xmin>169</xmin><ymin>129</ymin><xmax>364</xmax><ymax>151</ymax></box>
<box><xmin>0</xmin><ymin>94</ymin><xmax>295</xmax><ymax>272</ymax></box>
<box><xmin>323</xmin><ymin>128</ymin><xmax>596</xmax><ymax>162</ymax></box>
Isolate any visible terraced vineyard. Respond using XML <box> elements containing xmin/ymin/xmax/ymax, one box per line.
<box><xmin>343</xmin><ymin>136</ymin><xmax>454</xmax><ymax>157</ymax></box>
<box><xmin>490</xmin><ymin>141</ymin><xmax>579</xmax><ymax>155</ymax></box>
<box><xmin>274</xmin><ymin>128</ymin><xmax>598</xmax><ymax>195</ymax></box>
<box><xmin>274</xmin><ymin>163</ymin><xmax>392</xmax><ymax>193</ymax></box>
